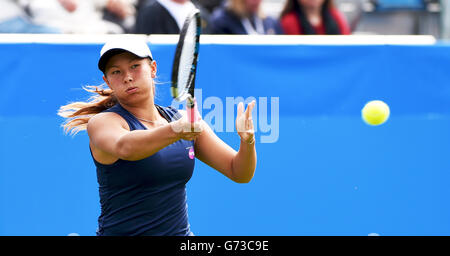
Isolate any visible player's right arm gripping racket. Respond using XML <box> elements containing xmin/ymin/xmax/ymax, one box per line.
<box><xmin>171</xmin><ymin>9</ymin><xmax>201</xmax><ymax>124</ymax></box>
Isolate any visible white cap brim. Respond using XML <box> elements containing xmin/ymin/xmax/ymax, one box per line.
<box><xmin>98</xmin><ymin>39</ymin><xmax>153</xmax><ymax>73</ymax></box>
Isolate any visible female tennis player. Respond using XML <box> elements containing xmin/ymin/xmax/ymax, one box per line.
<box><xmin>58</xmin><ymin>39</ymin><xmax>256</xmax><ymax>236</ymax></box>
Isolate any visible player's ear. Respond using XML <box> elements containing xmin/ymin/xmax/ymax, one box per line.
<box><xmin>150</xmin><ymin>59</ymin><xmax>157</xmax><ymax>78</ymax></box>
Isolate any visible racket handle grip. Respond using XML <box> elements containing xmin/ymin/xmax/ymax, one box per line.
<box><xmin>187</xmin><ymin>98</ymin><xmax>197</xmax><ymax>124</ymax></box>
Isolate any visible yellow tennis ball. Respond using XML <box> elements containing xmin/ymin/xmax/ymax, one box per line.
<box><xmin>361</xmin><ymin>100</ymin><xmax>390</xmax><ymax>126</ymax></box>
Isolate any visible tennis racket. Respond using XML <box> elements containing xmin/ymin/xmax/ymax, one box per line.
<box><xmin>171</xmin><ymin>8</ymin><xmax>201</xmax><ymax>123</ymax></box>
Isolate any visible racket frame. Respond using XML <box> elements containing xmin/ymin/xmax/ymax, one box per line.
<box><xmin>171</xmin><ymin>9</ymin><xmax>202</xmax><ymax>103</ymax></box>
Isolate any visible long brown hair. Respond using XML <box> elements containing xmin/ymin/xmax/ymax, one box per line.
<box><xmin>280</xmin><ymin>0</ymin><xmax>335</xmax><ymax>18</ymax></box>
<box><xmin>57</xmin><ymin>85</ymin><xmax>118</xmax><ymax>135</ymax></box>
<box><xmin>280</xmin><ymin>0</ymin><xmax>341</xmax><ymax>35</ymax></box>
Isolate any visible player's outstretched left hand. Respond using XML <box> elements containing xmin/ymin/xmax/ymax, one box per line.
<box><xmin>236</xmin><ymin>100</ymin><xmax>256</xmax><ymax>144</ymax></box>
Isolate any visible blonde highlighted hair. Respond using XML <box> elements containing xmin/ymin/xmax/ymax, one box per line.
<box><xmin>58</xmin><ymin>85</ymin><xmax>117</xmax><ymax>135</ymax></box>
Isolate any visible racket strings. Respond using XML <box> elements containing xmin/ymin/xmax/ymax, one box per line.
<box><xmin>177</xmin><ymin>18</ymin><xmax>198</xmax><ymax>99</ymax></box>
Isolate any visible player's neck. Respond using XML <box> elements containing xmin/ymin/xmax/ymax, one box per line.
<box><xmin>122</xmin><ymin>99</ymin><xmax>160</xmax><ymax>122</ymax></box>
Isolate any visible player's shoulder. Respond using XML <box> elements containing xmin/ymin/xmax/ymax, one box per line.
<box><xmin>89</xmin><ymin>111</ymin><xmax>118</xmax><ymax>121</ymax></box>
<box><xmin>88</xmin><ymin>111</ymin><xmax>127</xmax><ymax>130</ymax></box>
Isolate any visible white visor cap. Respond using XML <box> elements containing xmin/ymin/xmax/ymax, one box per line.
<box><xmin>98</xmin><ymin>38</ymin><xmax>153</xmax><ymax>73</ymax></box>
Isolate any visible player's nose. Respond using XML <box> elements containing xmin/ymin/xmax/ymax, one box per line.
<box><xmin>123</xmin><ymin>72</ymin><xmax>133</xmax><ymax>83</ymax></box>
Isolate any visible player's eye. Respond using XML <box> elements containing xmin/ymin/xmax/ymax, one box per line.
<box><xmin>131</xmin><ymin>64</ymin><xmax>140</xmax><ymax>69</ymax></box>
<box><xmin>111</xmin><ymin>70</ymin><xmax>120</xmax><ymax>75</ymax></box>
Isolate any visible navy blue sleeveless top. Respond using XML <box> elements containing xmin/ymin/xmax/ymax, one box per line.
<box><xmin>92</xmin><ymin>103</ymin><xmax>195</xmax><ymax>236</ymax></box>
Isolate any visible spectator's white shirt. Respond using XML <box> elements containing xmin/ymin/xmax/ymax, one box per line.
<box><xmin>27</xmin><ymin>0</ymin><xmax>123</xmax><ymax>33</ymax></box>
<box><xmin>0</xmin><ymin>0</ymin><xmax>26</xmax><ymax>23</ymax></box>
<box><xmin>157</xmin><ymin>0</ymin><xmax>196</xmax><ymax>30</ymax></box>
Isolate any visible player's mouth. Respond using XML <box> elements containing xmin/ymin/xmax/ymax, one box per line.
<box><xmin>126</xmin><ymin>86</ymin><xmax>138</xmax><ymax>94</ymax></box>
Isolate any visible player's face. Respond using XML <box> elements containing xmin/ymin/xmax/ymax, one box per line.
<box><xmin>298</xmin><ymin>0</ymin><xmax>325</xmax><ymax>9</ymax></box>
<box><xmin>244</xmin><ymin>0</ymin><xmax>262</xmax><ymax>14</ymax></box>
<box><xmin>103</xmin><ymin>52</ymin><xmax>156</xmax><ymax>105</ymax></box>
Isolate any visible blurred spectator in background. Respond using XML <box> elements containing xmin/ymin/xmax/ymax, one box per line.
<box><xmin>193</xmin><ymin>0</ymin><xmax>225</xmax><ymax>31</ymax></box>
<box><xmin>443</xmin><ymin>0</ymin><xmax>450</xmax><ymax>39</ymax></box>
<box><xmin>25</xmin><ymin>0</ymin><xmax>135</xmax><ymax>34</ymax></box>
<box><xmin>135</xmin><ymin>0</ymin><xmax>197</xmax><ymax>34</ymax></box>
<box><xmin>280</xmin><ymin>0</ymin><xmax>350</xmax><ymax>35</ymax></box>
<box><xmin>195</xmin><ymin>0</ymin><xmax>224</xmax><ymax>13</ymax></box>
<box><xmin>207</xmin><ymin>0</ymin><xmax>283</xmax><ymax>34</ymax></box>
<box><xmin>0</xmin><ymin>0</ymin><xmax>59</xmax><ymax>33</ymax></box>
<box><xmin>102</xmin><ymin>0</ymin><xmax>138</xmax><ymax>33</ymax></box>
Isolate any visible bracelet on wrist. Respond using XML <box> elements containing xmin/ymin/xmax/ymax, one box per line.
<box><xmin>242</xmin><ymin>136</ymin><xmax>255</xmax><ymax>145</ymax></box>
